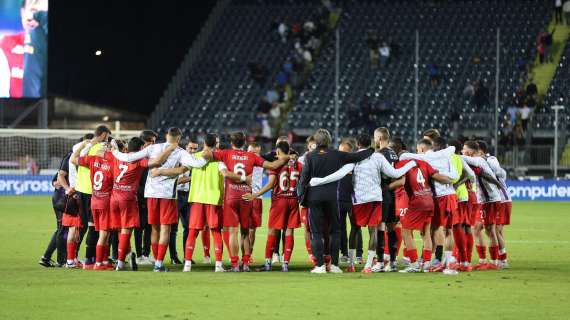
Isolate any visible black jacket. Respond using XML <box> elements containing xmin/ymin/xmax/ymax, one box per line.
<box><xmin>297</xmin><ymin>148</ymin><xmax>374</xmax><ymax>205</ymax></box>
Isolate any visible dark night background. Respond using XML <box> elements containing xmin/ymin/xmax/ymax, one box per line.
<box><xmin>48</xmin><ymin>0</ymin><xmax>217</xmax><ymax>115</ymax></box>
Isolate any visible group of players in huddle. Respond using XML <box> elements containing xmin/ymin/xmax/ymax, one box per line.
<box><xmin>42</xmin><ymin>124</ymin><xmax>511</xmax><ymax>274</ymax></box>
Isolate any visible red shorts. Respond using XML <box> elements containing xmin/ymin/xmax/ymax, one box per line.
<box><xmin>482</xmin><ymin>202</ymin><xmax>499</xmax><ymax>225</ymax></box>
<box><xmin>189</xmin><ymin>203</ymin><xmax>222</xmax><ymax>229</ymax></box>
<box><xmin>110</xmin><ymin>199</ymin><xmax>139</xmax><ymax>229</ymax></box>
<box><xmin>147</xmin><ymin>198</ymin><xmax>178</xmax><ymax>225</ymax></box>
<box><xmin>352</xmin><ymin>202</ymin><xmax>382</xmax><ymax>227</ymax></box>
<box><xmin>269</xmin><ymin>198</ymin><xmax>300</xmax><ymax>230</ymax></box>
<box><xmin>92</xmin><ymin>208</ymin><xmax>111</xmax><ymax>231</ymax></box>
<box><xmin>251</xmin><ymin>198</ymin><xmax>263</xmax><ymax>228</ymax></box>
<box><xmin>432</xmin><ymin>194</ymin><xmax>458</xmax><ymax>228</ymax></box>
<box><xmin>223</xmin><ymin>198</ymin><xmax>252</xmax><ymax>228</ymax></box>
<box><xmin>62</xmin><ymin>213</ymin><xmax>82</xmax><ymax>228</ymax></box>
<box><xmin>457</xmin><ymin>201</ymin><xmax>469</xmax><ymax>226</ymax></box>
<box><xmin>401</xmin><ymin>209</ymin><xmax>433</xmax><ymax>231</ymax></box>
<box><xmin>395</xmin><ymin>194</ymin><xmax>409</xmax><ymax>218</ymax></box>
<box><xmin>498</xmin><ymin>202</ymin><xmax>512</xmax><ymax>225</ymax></box>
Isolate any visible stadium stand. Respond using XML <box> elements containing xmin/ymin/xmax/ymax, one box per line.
<box><xmin>153</xmin><ymin>0</ymin><xmax>554</xmax><ymax>143</ymax></box>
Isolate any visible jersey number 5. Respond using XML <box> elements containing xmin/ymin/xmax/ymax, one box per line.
<box><xmin>279</xmin><ymin>171</ymin><xmax>299</xmax><ymax>192</ymax></box>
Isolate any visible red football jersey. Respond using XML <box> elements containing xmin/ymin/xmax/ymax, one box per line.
<box><xmin>396</xmin><ymin>159</ymin><xmax>438</xmax><ymax>212</ymax></box>
<box><xmin>111</xmin><ymin>155</ymin><xmax>149</xmax><ymax>201</ymax></box>
<box><xmin>213</xmin><ymin>149</ymin><xmax>265</xmax><ymax>200</ymax></box>
<box><xmin>268</xmin><ymin>160</ymin><xmax>302</xmax><ymax>199</ymax></box>
<box><xmin>78</xmin><ymin>152</ymin><xmax>114</xmax><ymax>210</ymax></box>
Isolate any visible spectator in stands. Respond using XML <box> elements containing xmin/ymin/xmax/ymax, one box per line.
<box><xmin>427</xmin><ymin>63</ymin><xmax>441</xmax><ymax>88</ymax></box>
<box><xmin>526</xmin><ymin>81</ymin><xmax>538</xmax><ymax>97</ymax></box>
<box><xmin>278</xmin><ymin>21</ymin><xmax>288</xmax><ymax>43</ymax></box>
<box><xmin>463</xmin><ymin>80</ymin><xmax>475</xmax><ymax>98</ymax></box>
<box><xmin>542</xmin><ymin>29</ymin><xmax>554</xmax><ymax>63</ymax></box>
<box><xmin>379</xmin><ymin>42</ymin><xmax>390</xmax><ymax>68</ymax></box>
<box><xmin>555</xmin><ymin>0</ymin><xmax>563</xmax><ymax>23</ymax></box>
<box><xmin>537</xmin><ymin>33</ymin><xmax>546</xmax><ymax>64</ymax></box>
<box><xmin>507</xmin><ymin>102</ymin><xmax>519</xmax><ymax>125</ymax></box>
<box><xmin>520</xmin><ymin>103</ymin><xmax>532</xmax><ymax>130</ymax></box>
<box><xmin>366</xmin><ymin>30</ymin><xmax>379</xmax><ymax>68</ymax></box>
<box><xmin>276</xmin><ymin>69</ymin><xmax>288</xmax><ymax>87</ymax></box>
<box><xmin>257</xmin><ymin>97</ymin><xmax>272</xmax><ymax>116</ymax></box>
<box><xmin>564</xmin><ymin>1</ymin><xmax>570</xmax><ymax>25</ymax></box>
<box><xmin>473</xmin><ymin>80</ymin><xmax>490</xmax><ymax>109</ymax></box>
<box><xmin>513</xmin><ymin>122</ymin><xmax>526</xmax><ymax>146</ymax></box>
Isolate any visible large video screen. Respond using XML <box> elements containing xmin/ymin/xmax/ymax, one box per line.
<box><xmin>0</xmin><ymin>0</ymin><xmax>48</xmax><ymax>98</ymax></box>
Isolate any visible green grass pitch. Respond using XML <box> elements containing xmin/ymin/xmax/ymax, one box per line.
<box><xmin>0</xmin><ymin>196</ymin><xmax>569</xmax><ymax>320</ymax></box>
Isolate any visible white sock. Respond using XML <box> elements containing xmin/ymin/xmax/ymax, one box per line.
<box><xmin>365</xmin><ymin>250</ymin><xmax>376</xmax><ymax>268</ymax></box>
<box><xmin>348</xmin><ymin>249</ymin><xmax>356</xmax><ymax>264</ymax></box>
<box><xmin>215</xmin><ymin>261</ymin><xmax>223</xmax><ymax>268</ymax></box>
<box><xmin>184</xmin><ymin>260</ymin><xmax>192</xmax><ymax>268</ymax></box>
<box><xmin>67</xmin><ymin>259</ymin><xmax>73</xmax><ymax>264</ymax></box>
<box><xmin>117</xmin><ymin>260</ymin><xmax>125</xmax><ymax>269</ymax></box>
<box><xmin>155</xmin><ymin>260</ymin><xmax>163</xmax><ymax>268</ymax></box>
<box><xmin>444</xmin><ymin>251</ymin><xmax>452</xmax><ymax>266</ymax></box>
<box><xmin>499</xmin><ymin>248</ymin><xmax>507</xmax><ymax>255</ymax></box>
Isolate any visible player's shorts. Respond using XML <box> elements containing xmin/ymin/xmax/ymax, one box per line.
<box><xmin>395</xmin><ymin>193</ymin><xmax>409</xmax><ymax>219</ymax></box>
<box><xmin>482</xmin><ymin>202</ymin><xmax>499</xmax><ymax>225</ymax></box>
<box><xmin>62</xmin><ymin>212</ymin><xmax>83</xmax><ymax>228</ymax></box>
<box><xmin>382</xmin><ymin>193</ymin><xmax>398</xmax><ymax>223</ymax></box>
<box><xmin>401</xmin><ymin>209</ymin><xmax>433</xmax><ymax>231</ymax></box>
<box><xmin>147</xmin><ymin>198</ymin><xmax>178</xmax><ymax>225</ymax></box>
<box><xmin>457</xmin><ymin>201</ymin><xmax>469</xmax><ymax>226</ymax></box>
<box><xmin>109</xmin><ymin>199</ymin><xmax>139</xmax><ymax>229</ymax></box>
<box><xmin>352</xmin><ymin>201</ymin><xmax>382</xmax><ymax>227</ymax></box>
<box><xmin>432</xmin><ymin>194</ymin><xmax>458</xmax><ymax>228</ymax></box>
<box><xmin>498</xmin><ymin>201</ymin><xmax>512</xmax><ymax>225</ymax></box>
<box><xmin>251</xmin><ymin>198</ymin><xmax>263</xmax><ymax>228</ymax></box>
<box><xmin>91</xmin><ymin>208</ymin><xmax>111</xmax><ymax>231</ymax></box>
<box><xmin>269</xmin><ymin>197</ymin><xmax>300</xmax><ymax>230</ymax></box>
<box><xmin>223</xmin><ymin>198</ymin><xmax>253</xmax><ymax>229</ymax></box>
<box><xmin>189</xmin><ymin>203</ymin><xmax>222</xmax><ymax>230</ymax></box>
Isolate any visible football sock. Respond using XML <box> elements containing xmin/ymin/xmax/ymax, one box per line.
<box><xmin>422</xmin><ymin>249</ymin><xmax>432</xmax><ymax>262</ymax></box>
<box><xmin>466</xmin><ymin>232</ymin><xmax>474</xmax><ymax>263</ymax></box>
<box><xmin>444</xmin><ymin>251</ymin><xmax>452</xmax><ymax>266</ymax></box>
<box><xmin>118</xmin><ymin>233</ymin><xmax>131</xmax><ymax>262</ymax></box>
<box><xmin>376</xmin><ymin>230</ymin><xmax>385</xmax><ymax>259</ymax></box>
<box><xmin>265</xmin><ymin>234</ymin><xmax>277</xmax><ymax>260</ymax></box>
<box><xmin>489</xmin><ymin>245</ymin><xmax>499</xmax><ymax>262</ymax></box>
<box><xmin>499</xmin><ymin>248</ymin><xmax>508</xmax><ymax>261</ymax></box>
<box><xmin>95</xmin><ymin>245</ymin><xmax>105</xmax><ymax>265</ymax></box>
<box><xmin>395</xmin><ymin>227</ymin><xmax>402</xmax><ymax>254</ymax></box>
<box><xmin>103</xmin><ymin>245</ymin><xmax>109</xmax><ymax>264</ymax></box>
<box><xmin>388</xmin><ymin>229</ymin><xmax>398</xmax><ymax>262</ymax></box>
<box><xmin>117</xmin><ymin>260</ymin><xmax>125</xmax><ymax>269</ymax></box>
<box><xmin>230</xmin><ymin>256</ymin><xmax>239</xmax><ymax>268</ymax></box>
<box><xmin>365</xmin><ymin>250</ymin><xmax>376</xmax><ymax>269</ymax></box>
<box><xmin>152</xmin><ymin>243</ymin><xmax>158</xmax><ymax>260</ymax></box>
<box><xmin>185</xmin><ymin>229</ymin><xmax>199</xmax><ymax>261</ymax></box>
<box><xmin>476</xmin><ymin>245</ymin><xmax>486</xmax><ymax>261</ymax></box>
<box><xmin>384</xmin><ymin>232</ymin><xmax>389</xmax><ymax>255</ymax></box>
<box><xmin>202</xmin><ymin>230</ymin><xmax>211</xmax><ymax>257</ymax></box>
<box><xmin>452</xmin><ymin>226</ymin><xmax>466</xmax><ymax>263</ymax></box>
<box><xmin>157</xmin><ymin>244</ymin><xmax>168</xmax><ymax>263</ymax></box>
<box><xmin>406</xmin><ymin>248</ymin><xmax>418</xmax><ymax>263</ymax></box>
<box><xmin>242</xmin><ymin>255</ymin><xmax>250</xmax><ymax>265</ymax></box>
<box><xmin>348</xmin><ymin>249</ymin><xmax>356</xmax><ymax>265</ymax></box>
<box><xmin>66</xmin><ymin>242</ymin><xmax>77</xmax><ymax>263</ymax></box>
<box><xmin>435</xmin><ymin>245</ymin><xmax>443</xmax><ymax>262</ymax></box>
<box><xmin>284</xmin><ymin>235</ymin><xmax>294</xmax><ymax>263</ymax></box>
<box><xmin>211</xmin><ymin>229</ymin><xmax>223</xmax><ymax>262</ymax></box>
<box><xmin>85</xmin><ymin>227</ymin><xmax>98</xmax><ymax>265</ymax></box>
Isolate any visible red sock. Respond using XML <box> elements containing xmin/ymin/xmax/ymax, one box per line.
<box><xmin>242</xmin><ymin>254</ymin><xmax>250</xmax><ymax>265</ymax></box>
<box><xmin>67</xmin><ymin>242</ymin><xmax>77</xmax><ymax>261</ymax></box>
<box><xmin>476</xmin><ymin>245</ymin><xmax>486</xmax><ymax>260</ymax></box>
<box><xmin>95</xmin><ymin>245</ymin><xmax>105</xmax><ymax>264</ymax></box>
<box><xmin>384</xmin><ymin>232</ymin><xmax>389</xmax><ymax>255</ymax></box>
<box><xmin>202</xmin><ymin>229</ymin><xmax>211</xmax><ymax>257</ymax></box>
<box><xmin>452</xmin><ymin>226</ymin><xmax>466</xmax><ymax>263</ymax></box>
<box><xmin>185</xmin><ymin>229</ymin><xmax>199</xmax><ymax>261</ymax></box>
<box><xmin>395</xmin><ymin>227</ymin><xmax>402</xmax><ymax>254</ymax></box>
<box><xmin>452</xmin><ymin>246</ymin><xmax>458</xmax><ymax>259</ymax></box>
<box><xmin>284</xmin><ymin>235</ymin><xmax>294</xmax><ymax>263</ymax></box>
<box><xmin>466</xmin><ymin>233</ymin><xmax>474</xmax><ymax>262</ymax></box>
<box><xmin>406</xmin><ymin>248</ymin><xmax>418</xmax><ymax>263</ymax></box>
<box><xmin>265</xmin><ymin>234</ymin><xmax>277</xmax><ymax>260</ymax></box>
<box><xmin>211</xmin><ymin>229</ymin><xmax>223</xmax><ymax>262</ymax></box>
<box><xmin>489</xmin><ymin>246</ymin><xmax>499</xmax><ymax>261</ymax></box>
<box><xmin>222</xmin><ymin>230</ymin><xmax>230</xmax><ymax>255</ymax></box>
<box><xmin>422</xmin><ymin>249</ymin><xmax>432</xmax><ymax>262</ymax></box>
<box><xmin>103</xmin><ymin>245</ymin><xmax>109</xmax><ymax>263</ymax></box>
<box><xmin>324</xmin><ymin>255</ymin><xmax>331</xmax><ymax>264</ymax></box>
<box><xmin>230</xmin><ymin>255</ymin><xmax>239</xmax><ymax>268</ymax></box>
<box><xmin>305</xmin><ymin>238</ymin><xmax>312</xmax><ymax>256</ymax></box>
<box><xmin>157</xmin><ymin>244</ymin><xmax>168</xmax><ymax>262</ymax></box>
<box><xmin>118</xmin><ymin>233</ymin><xmax>131</xmax><ymax>262</ymax></box>
<box><xmin>152</xmin><ymin>243</ymin><xmax>159</xmax><ymax>259</ymax></box>
<box><xmin>499</xmin><ymin>252</ymin><xmax>507</xmax><ymax>261</ymax></box>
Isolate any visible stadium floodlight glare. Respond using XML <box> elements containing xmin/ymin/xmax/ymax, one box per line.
<box><xmin>552</xmin><ymin>105</ymin><xmax>564</xmax><ymax>178</ymax></box>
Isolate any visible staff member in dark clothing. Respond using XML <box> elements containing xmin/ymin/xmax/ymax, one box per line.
<box><xmin>337</xmin><ymin>139</ymin><xmax>363</xmax><ymax>264</ymax></box>
<box><xmin>39</xmin><ymin>151</ymin><xmax>71</xmax><ymax>267</ymax></box>
<box><xmin>375</xmin><ymin>127</ymin><xmax>399</xmax><ymax>271</ymax></box>
<box><xmin>134</xmin><ymin>130</ymin><xmax>158</xmax><ymax>265</ymax></box>
<box><xmin>297</xmin><ymin>129</ymin><xmax>374</xmax><ymax>274</ymax></box>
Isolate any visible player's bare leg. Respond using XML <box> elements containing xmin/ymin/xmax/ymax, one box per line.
<box><xmin>399</xmin><ymin>228</ymin><xmax>421</xmax><ymax>273</ymax></box>
<box><xmin>432</xmin><ymin>225</ymin><xmax>445</xmax><ymax>269</ymax></box>
<box><xmin>248</xmin><ymin>228</ymin><xmax>256</xmax><ymax>260</ymax></box>
<box><xmin>443</xmin><ymin>228</ymin><xmax>455</xmax><ymax>267</ymax></box>
<box><xmin>366</xmin><ymin>226</ymin><xmax>381</xmax><ymax>273</ymax></box>
<box><xmin>240</xmin><ymin>227</ymin><xmax>252</xmax><ymax>271</ymax></box>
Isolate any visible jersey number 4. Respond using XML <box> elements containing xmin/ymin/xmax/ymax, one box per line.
<box><xmin>416</xmin><ymin>170</ymin><xmax>426</xmax><ymax>187</ymax></box>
